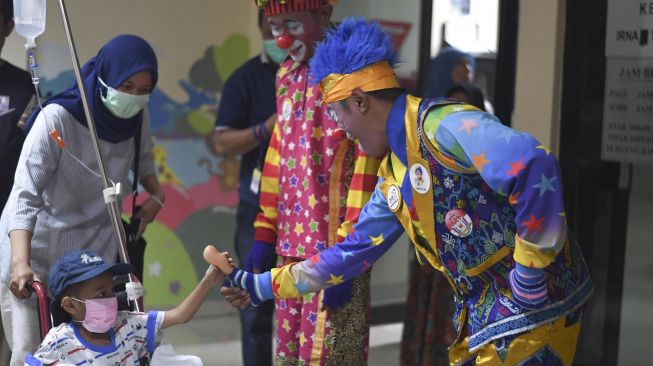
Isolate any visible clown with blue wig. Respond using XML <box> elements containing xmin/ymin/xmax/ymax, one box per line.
<box><xmin>223</xmin><ymin>18</ymin><xmax>593</xmax><ymax>365</ymax></box>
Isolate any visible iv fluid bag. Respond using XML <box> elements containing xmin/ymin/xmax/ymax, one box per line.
<box><xmin>13</xmin><ymin>0</ymin><xmax>46</xmax><ymax>47</ymax></box>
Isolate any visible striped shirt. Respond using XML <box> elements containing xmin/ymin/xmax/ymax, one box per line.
<box><xmin>0</xmin><ymin>104</ymin><xmax>156</xmax><ymax>289</ymax></box>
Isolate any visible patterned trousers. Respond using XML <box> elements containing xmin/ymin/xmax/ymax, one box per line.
<box><xmin>274</xmin><ymin>256</ymin><xmax>371</xmax><ymax>366</ymax></box>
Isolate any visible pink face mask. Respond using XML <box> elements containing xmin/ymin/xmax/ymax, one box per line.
<box><xmin>71</xmin><ymin>296</ymin><xmax>118</xmax><ymax>333</ymax></box>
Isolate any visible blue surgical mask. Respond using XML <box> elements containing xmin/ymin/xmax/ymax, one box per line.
<box><xmin>263</xmin><ymin>39</ymin><xmax>287</xmax><ymax>64</ymax></box>
<box><xmin>98</xmin><ymin>77</ymin><xmax>150</xmax><ymax>119</ymax></box>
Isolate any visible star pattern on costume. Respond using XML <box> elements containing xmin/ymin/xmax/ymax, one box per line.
<box><xmin>315</xmin><ymin>241</ymin><xmax>326</xmax><ymax>251</ymax></box>
<box><xmin>294</xmin><ymin>223</ymin><xmax>304</xmax><ymax>235</ymax></box>
<box><xmin>293</xmin><ymin>203</ymin><xmax>303</xmax><ymax>214</ymax></box>
<box><xmin>536</xmin><ymin>145</ymin><xmax>551</xmax><ymax>155</ymax></box>
<box><xmin>307</xmin><ymin>311</ymin><xmax>318</xmax><ymax>325</ymax></box>
<box><xmin>287</xmin><ymin>157</ymin><xmax>296</xmax><ymax>169</ymax></box>
<box><xmin>522</xmin><ymin>214</ymin><xmax>544</xmax><ymax>233</ymax></box>
<box><xmin>472</xmin><ymin>151</ymin><xmax>490</xmax><ymax>173</ymax></box>
<box><xmin>299</xmin><ymin>333</ymin><xmax>307</xmax><ymax>346</ymax></box>
<box><xmin>497</xmin><ymin>129</ymin><xmax>518</xmax><ymax>143</ymax></box>
<box><xmin>369</xmin><ymin>233</ymin><xmax>384</xmax><ymax>246</ymax></box>
<box><xmin>312</xmin><ymin>127</ymin><xmax>324</xmax><ymax>140</ymax></box>
<box><xmin>458</xmin><ymin>118</ymin><xmax>479</xmax><ymax>135</ymax></box>
<box><xmin>309</xmin><ymin>220</ymin><xmax>319</xmax><ymax>232</ymax></box>
<box><xmin>311</xmin><ymin>153</ymin><xmax>322</xmax><ymax>165</ymax></box>
<box><xmin>308</xmin><ymin>194</ymin><xmax>318</xmax><ymax>208</ymax></box>
<box><xmin>293</xmin><ymin>91</ymin><xmax>303</xmax><ymax>102</ymax></box>
<box><xmin>282</xmin><ymin>319</ymin><xmax>291</xmax><ymax>332</ymax></box>
<box><xmin>289</xmin><ymin>175</ymin><xmax>299</xmax><ymax>187</ymax></box>
<box><xmin>306</xmin><ymin>109</ymin><xmax>314</xmax><ymax>121</ymax></box>
<box><xmin>507</xmin><ymin>158</ymin><xmax>526</xmax><ymax>177</ymax></box>
<box><xmin>532</xmin><ymin>174</ymin><xmax>556</xmax><ymax>197</ymax></box>
<box><xmin>326</xmin><ymin>273</ymin><xmax>344</xmax><ymax>286</ymax></box>
<box><xmin>341</xmin><ymin>251</ymin><xmax>354</xmax><ymax>261</ymax></box>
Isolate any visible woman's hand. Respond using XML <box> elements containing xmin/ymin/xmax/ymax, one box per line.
<box><xmin>136</xmin><ymin>194</ymin><xmax>164</xmax><ymax>237</ymax></box>
<box><xmin>10</xmin><ymin>262</ymin><xmax>38</xmax><ymax>299</ymax></box>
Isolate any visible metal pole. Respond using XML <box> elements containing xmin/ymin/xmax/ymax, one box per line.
<box><xmin>57</xmin><ymin>0</ymin><xmax>141</xmax><ymax>312</ymax></box>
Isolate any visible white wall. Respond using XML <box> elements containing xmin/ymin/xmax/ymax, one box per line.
<box><xmin>332</xmin><ymin>0</ymin><xmax>421</xmax><ymax>78</ymax></box>
<box><xmin>512</xmin><ymin>0</ymin><xmax>566</xmax><ymax>154</ymax></box>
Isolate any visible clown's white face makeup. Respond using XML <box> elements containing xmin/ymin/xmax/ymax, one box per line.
<box><xmin>327</xmin><ymin>106</ymin><xmax>353</xmax><ymax>140</ymax></box>
<box><xmin>268</xmin><ymin>11</ymin><xmax>326</xmax><ymax>63</ymax></box>
<box><xmin>288</xmin><ymin>40</ymin><xmax>307</xmax><ymax>62</ymax></box>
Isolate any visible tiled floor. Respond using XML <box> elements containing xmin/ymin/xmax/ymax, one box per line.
<box><xmin>163</xmin><ymin>299</ymin><xmax>402</xmax><ymax>365</ymax></box>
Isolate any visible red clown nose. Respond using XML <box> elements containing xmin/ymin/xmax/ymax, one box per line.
<box><xmin>276</xmin><ymin>34</ymin><xmax>293</xmax><ymax>49</ymax></box>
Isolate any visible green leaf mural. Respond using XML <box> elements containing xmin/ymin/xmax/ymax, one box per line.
<box><xmin>213</xmin><ymin>34</ymin><xmax>251</xmax><ymax>81</ymax></box>
<box><xmin>187</xmin><ymin>108</ymin><xmax>216</xmax><ymax>135</ymax></box>
<box><xmin>141</xmin><ymin>221</ymin><xmax>199</xmax><ymax>308</ymax></box>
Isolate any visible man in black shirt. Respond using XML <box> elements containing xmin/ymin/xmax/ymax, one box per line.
<box><xmin>0</xmin><ymin>0</ymin><xmax>34</xmax><ymax>213</ymax></box>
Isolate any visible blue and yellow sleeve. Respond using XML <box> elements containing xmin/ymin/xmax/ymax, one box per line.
<box><xmin>268</xmin><ymin>184</ymin><xmax>404</xmax><ymax>298</ymax></box>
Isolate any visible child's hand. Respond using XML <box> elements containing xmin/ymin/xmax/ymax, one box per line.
<box><xmin>203</xmin><ymin>252</ymin><xmax>234</xmax><ymax>285</ymax></box>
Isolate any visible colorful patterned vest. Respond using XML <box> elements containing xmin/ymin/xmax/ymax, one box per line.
<box><xmin>378</xmin><ymin>95</ymin><xmax>593</xmax><ymax>351</ymax></box>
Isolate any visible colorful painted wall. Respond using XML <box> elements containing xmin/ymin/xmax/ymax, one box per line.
<box><xmin>5</xmin><ymin>0</ymin><xmax>261</xmax><ymax>307</ymax></box>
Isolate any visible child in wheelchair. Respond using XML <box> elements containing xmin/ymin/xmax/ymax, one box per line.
<box><xmin>24</xmin><ymin>250</ymin><xmax>227</xmax><ymax>365</ymax></box>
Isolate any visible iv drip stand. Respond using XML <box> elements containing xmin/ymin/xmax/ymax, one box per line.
<box><xmin>57</xmin><ymin>0</ymin><xmax>142</xmax><ymax>312</ymax></box>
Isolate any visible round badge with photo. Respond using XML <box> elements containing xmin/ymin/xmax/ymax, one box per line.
<box><xmin>281</xmin><ymin>98</ymin><xmax>293</xmax><ymax>122</ymax></box>
<box><xmin>445</xmin><ymin>208</ymin><xmax>473</xmax><ymax>238</ymax></box>
<box><xmin>387</xmin><ymin>184</ymin><xmax>402</xmax><ymax>212</ymax></box>
<box><xmin>409</xmin><ymin>163</ymin><xmax>431</xmax><ymax>195</ymax></box>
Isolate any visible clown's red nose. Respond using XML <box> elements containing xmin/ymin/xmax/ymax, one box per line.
<box><xmin>276</xmin><ymin>35</ymin><xmax>293</xmax><ymax>49</ymax></box>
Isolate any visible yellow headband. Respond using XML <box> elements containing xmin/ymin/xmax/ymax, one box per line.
<box><xmin>319</xmin><ymin>61</ymin><xmax>400</xmax><ymax>104</ymax></box>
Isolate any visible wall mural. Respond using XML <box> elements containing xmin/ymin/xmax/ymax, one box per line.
<box><xmin>39</xmin><ymin>34</ymin><xmax>251</xmax><ymax>307</ymax></box>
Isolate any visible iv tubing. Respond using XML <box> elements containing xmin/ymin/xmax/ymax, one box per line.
<box><xmin>56</xmin><ymin>0</ymin><xmax>141</xmax><ymax>312</ymax></box>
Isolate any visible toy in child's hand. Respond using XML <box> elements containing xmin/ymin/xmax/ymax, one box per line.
<box><xmin>203</xmin><ymin>245</ymin><xmax>234</xmax><ymax>275</ymax></box>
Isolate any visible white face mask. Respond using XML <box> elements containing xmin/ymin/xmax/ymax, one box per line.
<box><xmin>98</xmin><ymin>77</ymin><xmax>150</xmax><ymax>119</ymax></box>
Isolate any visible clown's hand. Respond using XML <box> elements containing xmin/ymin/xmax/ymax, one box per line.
<box><xmin>225</xmin><ymin>269</ymin><xmax>274</xmax><ymax>307</ymax></box>
<box><xmin>509</xmin><ymin>263</ymin><xmax>549</xmax><ymax>310</ymax></box>
<box><xmin>220</xmin><ymin>285</ymin><xmax>253</xmax><ymax>311</ymax></box>
<box><xmin>322</xmin><ymin>278</ymin><xmax>353</xmax><ymax>310</ymax></box>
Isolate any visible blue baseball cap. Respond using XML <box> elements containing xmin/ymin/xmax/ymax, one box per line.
<box><xmin>48</xmin><ymin>250</ymin><xmax>134</xmax><ymax>326</ymax></box>
<box><xmin>48</xmin><ymin>250</ymin><xmax>133</xmax><ymax>301</ymax></box>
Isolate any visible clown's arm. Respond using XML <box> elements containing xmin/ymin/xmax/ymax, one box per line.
<box><xmin>226</xmin><ymin>184</ymin><xmax>404</xmax><ymax>304</ymax></box>
<box><xmin>431</xmin><ymin>109</ymin><xmax>566</xmax><ymax>309</ymax></box>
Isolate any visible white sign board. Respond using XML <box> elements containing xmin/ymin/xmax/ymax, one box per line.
<box><xmin>606</xmin><ymin>0</ymin><xmax>653</xmax><ymax>57</ymax></box>
<box><xmin>602</xmin><ymin>58</ymin><xmax>653</xmax><ymax>165</ymax></box>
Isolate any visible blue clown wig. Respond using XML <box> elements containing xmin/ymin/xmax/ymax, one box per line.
<box><xmin>310</xmin><ymin>17</ymin><xmax>400</xmax><ymax>85</ymax></box>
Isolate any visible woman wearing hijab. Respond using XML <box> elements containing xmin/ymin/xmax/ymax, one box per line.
<box><xmin>0</xmin><ymin>34</ymin><xmax>163</xmax><ymax>366</ymax></box>
<box><xmin>400</xmin><ymin>46</ymin><xmax>476</xmax><ymax>366</ymax></box>
<box><xmin>423</xmin><ymin>47</ymin><xmax>474</xmax><ymax>99</ymax></box>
